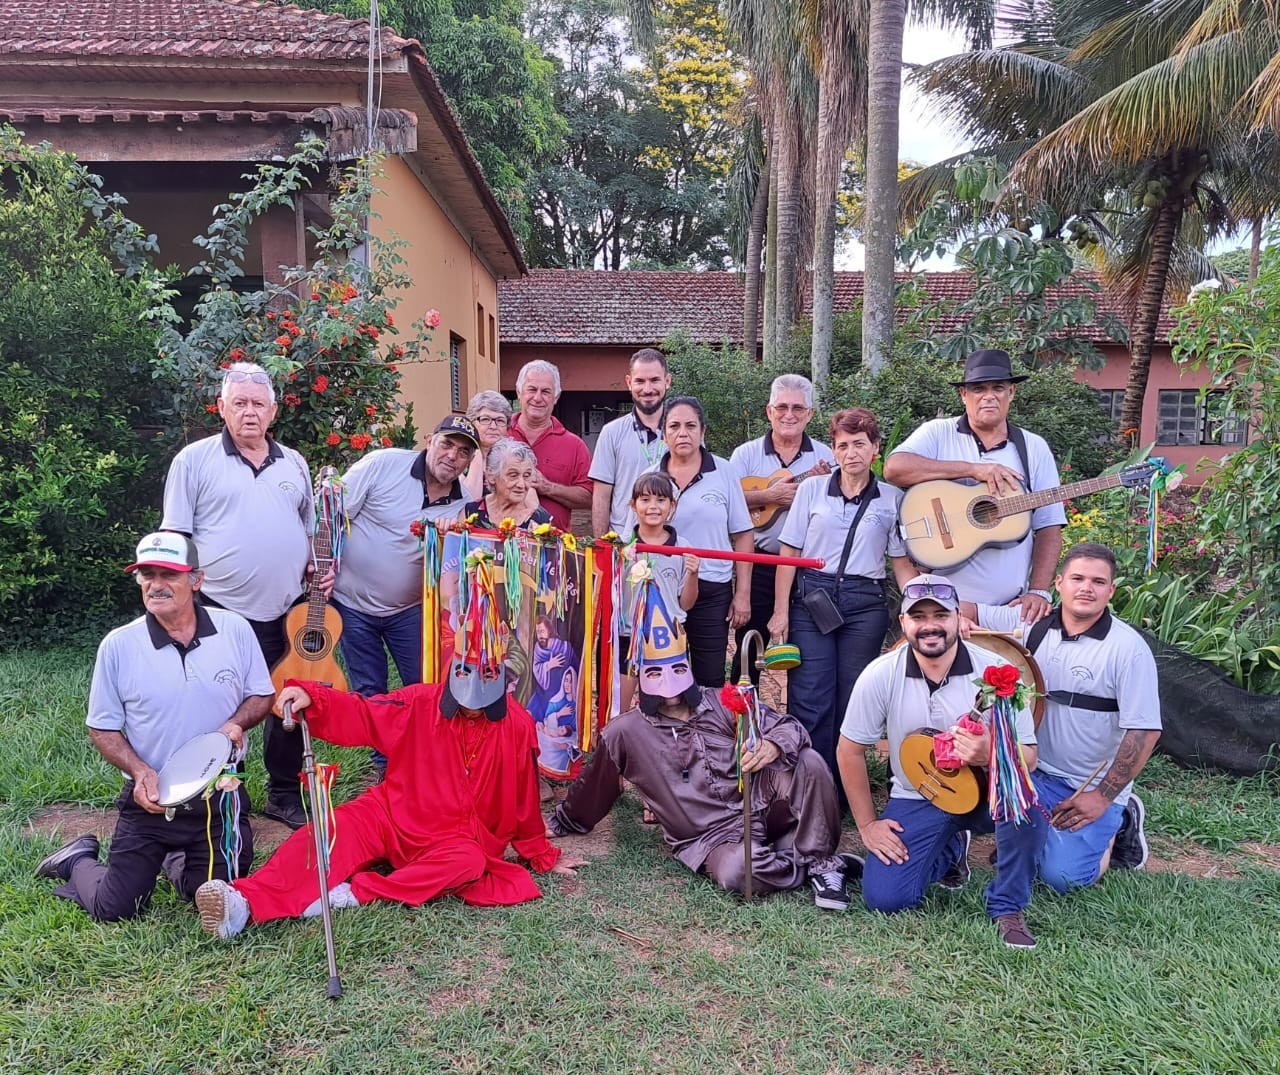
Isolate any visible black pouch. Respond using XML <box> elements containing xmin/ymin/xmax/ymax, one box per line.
<box><xmin>801</xmin><ymin>587</ymin><xmax>845</xmax><ymax>634</ymax></box>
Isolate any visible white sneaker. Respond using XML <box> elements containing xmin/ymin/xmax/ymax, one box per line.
<box><xmin>302</xmin><ymin>881</ymin><xmax>361</xmax><ymax>918</ymax></box>
<box><xmin>195</xmin><ymin>879</ymin><xmax>249</xmax><ymax>939</ymax></box>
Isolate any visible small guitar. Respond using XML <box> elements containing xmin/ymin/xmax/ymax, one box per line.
<box><xmin>741</xmin><ymin>460</ymin><xmax>833</xmax><ymax>529</ymax></box>
<box><xmin>897</xmin><ymin>459</ymin><xmax>1171</xmax><ymax>571</ymax></box>
<box><xmin>899</xmin><ymin>727</ymin><xmax>985</xmax><ymax>815</ymax></box>
<box><xmin>271</xmin><ymin>466</ymin><xmax>349</xmax><ymax>707</ymax></box>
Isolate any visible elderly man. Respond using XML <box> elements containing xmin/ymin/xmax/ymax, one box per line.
<box><xmin>161</xmin><ymin>361</ymin><xmax>316</xmax><ymax>828</ymax></box>
<box><xmin>964</xmin><ymin>543</ymin><xmax>1160</xmax><ymax>889</ymax></box>
<box><xmin>589</xmin><ymin>347</ymin><xmax>671</xmax><ymax>537</ymax></box>
<box><xmin>548</xmin><ymin>584</ymin><xmax>857</xmax><ymax>909</ymax></box>
<box><xmin>836</xmin><ymin>575</ymin><xmax>1044</xmax><ymax>949</ymax></box>
<box><xmin>729</xmin><ymin>373</ymin><xmax>834</xmax><ymax>683</ymax></box>
<box><xmin>884</xmin><ymin>349</ymin><xmax>1064</xmax><ymax>622</ymax></box>
<box><xmin>34</xmin><ymin>532</ymin><xmax>273</xmax><ymax>922</ymax></box>
<box><xmin>509</xmin><ymin>359</ymin><xmax>592</xmax><ymax>531</ymax></box>
<box><xmin>332</xmin><ymin>415</ymin><xmax>477</xmax><ymax>707</ymax></box>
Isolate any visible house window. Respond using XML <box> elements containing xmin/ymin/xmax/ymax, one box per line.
<box><xmin>476</xmin><ymin>303</ymin><xmax>486</xmax><ymax>357</ymax></box>
<box><xmin>1095</xmin><ymin>389</ymin><xmax>1125</xmax><ymax>428</ymax></box>
<box><xmin>488</xmin><ymin>314</ymin><xmax>497</xmax><ymax>363</ymax></box>
<box><xmin>450</xmin><ymin>334</ymin><xmax>467</xmax><ymax>411</ymax></box>
<box><xmin>1156</xmin><ymin>390</ymin><xmax>1248</xmax><ymax>446</ymax></box>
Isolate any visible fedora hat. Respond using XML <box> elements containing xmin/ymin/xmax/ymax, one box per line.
<box><xmin>949</xmin><ymin>349</ymin><xmax>1030</xmax><ymax>388</ymax></box>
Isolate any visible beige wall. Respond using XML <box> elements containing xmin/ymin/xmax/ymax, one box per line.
<box><xmin>373</xmin><ymin>155</ymin><xmax>501</xmax><ymax>444</ymax></box>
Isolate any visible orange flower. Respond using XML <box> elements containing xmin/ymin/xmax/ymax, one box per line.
<box><xmin>326</xmin><ymin>432</ymin><xmax>342</xmax><ymax>446</ymax></box>
<box><xmin>275</xmin><ymin>334</ymin><xmax>291</xmax><ymax>347</ymax></box>
<box><xmin>381</xmin><ymin>435</ymin><xmax>392</xmax><ymax>447</ymax></box>
<box><xmin>312</xmin><ymin>375</ymin><xmax>329</xmax><ymax>394</ymax></box>
<box><xmin>350</xmin><ymin>433</ymin><xmax>373</xmax><ymax>450</ymax></box>
<box><xmin>205</xmin><ymin>403</ymin><xmax>219</xmax><ymax>414</ymax></box>
<box><xmin>365</xmin><ymin>405</ymin><xmax>378</xmax><ymax>417</ymax></box>
<box><xmin>228</xmin><ymin>347</ymin><xmax>247</xmax><ymax>361</ymax></box>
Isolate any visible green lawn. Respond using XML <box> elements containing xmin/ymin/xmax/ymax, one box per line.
<box><xmin>3</xmin><ymin>648</ymin><xmax>1279</xmax><ymax>1075</ymax></box>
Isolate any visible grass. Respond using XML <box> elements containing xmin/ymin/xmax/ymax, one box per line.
<box><xmin>4</xmin><ymin>648</ymin><xmax>1280</xmax><ymax>1075</ymax></box>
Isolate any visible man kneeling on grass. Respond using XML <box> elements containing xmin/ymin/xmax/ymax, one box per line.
<box><xmin>547</xmin><ymin>582</ymin><xmax>859</xmax><ymax>909</ymax></box>
<box><xmin>195</xmin><ymin>573</ymin><xmax>584</xmax><ymax>939</ymax></box>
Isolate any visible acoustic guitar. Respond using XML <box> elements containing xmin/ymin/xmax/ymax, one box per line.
<box><xmin>897</xmin><ymin>459</ymin><xmax>1168</xmax><ymax>571</ymax></box>
<box><xmin>741</xmin><ymin>460</ymin><xmax>832</xmax><ymax>529</ymax></box>
<box><xmin>271</xmin><ymin>466</ymin><xmax>348</xmax><ymax>707</ymax></box>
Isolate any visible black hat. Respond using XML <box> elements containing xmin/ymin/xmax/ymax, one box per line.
<box><xmin>434</xmin><ymin>414</ymin><xmax>481</xmax><ymax>448</ymax></box>
<box><xmin>949</xmin><ymin>349</ymin><xmax>1030</xmax><ymax>388</ymax></box>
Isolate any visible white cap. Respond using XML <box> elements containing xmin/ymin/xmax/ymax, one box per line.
<box><xmin>125</xmin><ymin>531</ymin><xmax>200</xmax><ymax>573</ymax></box>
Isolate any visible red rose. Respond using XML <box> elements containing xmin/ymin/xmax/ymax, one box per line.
<box><xmin>983</xmin><ymin>664</ymin><xmax>1022</xmax><ymax>698</ymax></box>
<box><xmin>312</xmin><ymin>375</ymin><xmax>329</xmax><ymax>394</ymax></box>
<box><xmin>392</xmin><ymin>345</ymin><xmax>404</xmax><ymax>358</ymax></box>
<box><xmin>326</xmin><ymin>433</ymin><xmax>342</xmax><ymax>446</ymax></box>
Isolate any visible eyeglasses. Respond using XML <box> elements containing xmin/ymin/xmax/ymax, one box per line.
<box><xmin>472</xmin><ymin>415</ymin><xmax>509</xmax><ymax>427</ymax></box>
<box><xmin>769</xmin><ymin>403</ymin><xmax>811</xmax><ymax>414</ymax></box>
<box><xmin>902</xmin><ymin>581</ymin><xmax>957</xmax><ymax>602</ymax></box>
<box><xmin>223</xmin><ymin>370</ymin><xmax>272</xmax><ymax>386</ymax></box>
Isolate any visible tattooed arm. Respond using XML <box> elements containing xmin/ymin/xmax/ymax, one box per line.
<box><xmin>1051</xmin><ymin>729</ymin><xmax>1161</xmax><ymax>830</ymax></box>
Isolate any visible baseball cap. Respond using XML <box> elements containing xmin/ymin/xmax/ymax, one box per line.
<box><xmin>125</xmin><ymin>531</ymin><xmax>200</xmax><ymax>573</ymax></box>
<box><xmin>434</xmin><ymin>414</ymin><xmax>480</xmax><ymax>449</ymax></box>
<box><xmin>900</xmin><ymin>574</ymin><xmax>959</xmax><ymax>613</ymax></box>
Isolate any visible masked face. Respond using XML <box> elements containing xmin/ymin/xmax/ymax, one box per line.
<box><xmin>639</xmin><ymin>657</ymin><xmax>694</xmax><ymax>700</ymax></box>
<box><xmin>442</xmin><ymin>659</ymin><xmax>507</xmax><ymax>720</ymax></box>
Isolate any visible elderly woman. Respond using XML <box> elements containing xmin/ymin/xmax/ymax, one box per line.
<box><xmin>463</xmin><ymin>437</ymin><xmax>553</xmax><ymax>530</ymax></box>
<box><xmin>460</xmin><ymin>390</ymin><xmax>515</xmax><ymax>501</ymax></box>
<box><xmin>768</xmin><ymin>408</ymin><xmax>914</xmax><ymax>789</ymax></box>
<box><xmin>649</xmin><ymin>396</ymin><xmax>753</xmax><ymax>688</ymax></box>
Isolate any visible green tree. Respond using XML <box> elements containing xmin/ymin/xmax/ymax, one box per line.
<box><xmin>0</xmin><ymin>128</ymin><xmax>169</xmax><ymax>642</ymax></box>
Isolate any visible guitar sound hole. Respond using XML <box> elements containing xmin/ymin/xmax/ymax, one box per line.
<box><xmin>301</xmin><ymin>630</ymin><xmax>329</xmax><ymax>656</ymax></box>
<box><xmin>969</xmin><ymin>497</ymin><xmax>1000</xmax><ymax>529</ymax></box>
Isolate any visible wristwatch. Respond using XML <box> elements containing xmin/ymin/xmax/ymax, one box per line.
<box><xmin>1025</xmin><ymin>588</ymin><xmax>1052</xmax><ymax>601</ymax></box>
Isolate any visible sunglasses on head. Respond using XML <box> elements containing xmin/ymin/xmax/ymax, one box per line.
<box><xmin>223</xmin><ymin>370</ymin><xmax>272</xmax><ymax>386</ymax></box>
<box><xmin>902</xmin><ymin>581</ymin><xmax>957</xmax><ymax>602</ymax></box>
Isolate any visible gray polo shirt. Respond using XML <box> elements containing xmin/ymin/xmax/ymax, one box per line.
<box><xmin>841</xmin><ymin>641</ymin><xmax>1036</xmax><ymax>801</ymax></box>
<box><xmin>890</xmin><ymin>416</ymin><xmax>1066</xmax><ymax>604</ymax></box>
<box><xmin>161</xmin><ymin>430</ymin><xmax>313</xmax><ymax>622</ymax></box>
<box><xmin>589</xmin><ymin>410</ymin><xmax>667</xmax><ymax>534</ymax></box>
<box><xmin>729</xmin><ymin>432</ymin><xmax>835</xmax><ymax>554</ymax></box>
<box><xmin>87</xmin><ymin>606</ymin><xmax>273</xmax><ymax>776</ymax></box>
<box><xmin>649</xmin><ymin>449</ymin><xmax>752</xmax><ymax>585</ymax></box>
<box><xmin>977</xmin><ymin>605</ymin><xmax>1160</xmax><ymax>807</ymax></box>
<box><xmin>621</xmin><ymin>525</ymin><xmax>690</xmax><ymax>630</ymax></box>
<box><xmin>778</xmin><ymin>473</ymin><xmax>905</xmax><ymax>577</ymax></box>
<box><xmin>333</xmin><ymin>448</ymin><xmax>466</xmax><ymax>617</ymax></box>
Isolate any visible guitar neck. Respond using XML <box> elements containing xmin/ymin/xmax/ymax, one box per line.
<box><xmin>998</xmin><ymin>472</ymin><xmax>1125</xmax><ymax>517</ymax></box>
<box><xmin>303</xmin><ymin>520</ymin><xmax>333</xmax><ymax>627</ymax></box>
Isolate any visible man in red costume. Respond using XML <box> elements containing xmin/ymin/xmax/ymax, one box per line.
<box><xmin>195</xmin><ymin>627</ymin><xmax>582</xmax><ymax>938</ymax></box>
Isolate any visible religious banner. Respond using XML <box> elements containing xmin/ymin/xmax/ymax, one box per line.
<box><xmin>420</xmin><ymin>522</ymin><xmax>619</xmax><ymax>780</ymax></box>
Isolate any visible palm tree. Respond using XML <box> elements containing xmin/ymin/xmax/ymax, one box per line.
<box><xmin>906</xmin><ymin>0</ymin><xmax>1280</xmax><ymax>436</ymax></box>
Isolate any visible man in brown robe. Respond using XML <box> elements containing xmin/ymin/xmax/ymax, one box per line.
<box><xmin>546</xmin><ymin>583</ymin><xmax>859</xmax><ymax>909</ymax></box>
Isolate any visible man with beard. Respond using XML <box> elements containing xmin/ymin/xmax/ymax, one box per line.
<box><xmin>963</xmin><ymin>543</ymin><xmax>1160</xmax><ymax>888</ymax></box>
<box><xmin>836</xmin><ymin>575</ymin><xmax>1044</xmax><ymax>948</ymax></box>
<box><xmin>161</xmin><ymin>362</ymin><xmax>315</xmax><ymax>828</ymax></box>
<box><xmin>331</xmin><ymin>415</ymin><xmax>477</xmax><ymax>712</ymax></box>
<box><xmin>590</xmin><ymin>348</ymin><xmax>671</xmax><ymax>537</ymax></box>
<box><xmin>884</xmin><ymin>349</ymin><xmax>1064</xmax><ymax>623</ymax></box>
<box><xmin>547</xmin><ymin>583</ymin><xmax>857</xmax><ymax>908</ymax></box>
<box><xmin>194</xmin><ymin>564</ymin><xmax>585</xmax><ymax>938</ymax></box>
<box><xmin>34</xmin><ymin>532</ymin><xmax>272</xmax><ymax>921</ymax></box>
<box><xmin>729</xmin><ymin>374</ymin><xmax>833</xmax><ymax>684</ymax></box>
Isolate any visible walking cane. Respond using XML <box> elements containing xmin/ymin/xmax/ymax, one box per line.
<box><xmin>282</xmin><ymin>699</ymin><xmax>344</xmax><ymax>1000</ymax></box>
<box><xmin>736</xmin><ymin>630</ymin><xmax>768</xmax><ymax>902</ymax></box>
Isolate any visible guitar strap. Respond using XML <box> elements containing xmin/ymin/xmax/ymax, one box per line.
<box><xmin>1007</xmin><ymin>424</ymin><xmax>1033</xmax><ymax>491</ymax></box>
<box><xmin>1025</xmin><ymin>616</ymin><xmax>1120</xmax><ymax>712</ymax></box>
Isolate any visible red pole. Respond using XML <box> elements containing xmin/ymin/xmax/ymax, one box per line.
<box><xmin>633</xmin><ymin>543</ymin><xmax>825</xmax><ymax>570</ymax></box>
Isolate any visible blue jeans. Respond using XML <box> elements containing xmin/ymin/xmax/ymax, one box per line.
<box><xmin>333</xmin><ymin>601</ymin><xmax>423</xmax><ymax>768</ymax></box>
<box><xmin>787</xmin><ymin>572</ymin><xmax>888</xmax><ymax>785</ymax></box>
<box><xmin>862</xmin><ymin>795</ymin><xmax>1046</xmax><ymax>919</ymax></box>
<box><xmin>1031</xmin><ymin>771</ymin><xmax>1126</xmax><ymax>892</ymax></box>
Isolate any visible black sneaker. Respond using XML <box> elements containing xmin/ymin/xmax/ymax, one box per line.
<box><xmin>839</xmin><ymin>852</ymin><xmax>865</xmax><ymax>884</ymax></box>
<box><xmin>262</xmin><ymin>797</ymin><xmax>308</xmax><ymax>830</ymax></box>
<box><xmin>1111</xmin><ymin>793</ymin><xmax>1149</xmax><ymax>870</ymax></box>
<box><xmin>35</xmin><ymin>834</ymin><xmax>100</xmax><ymax>881</ymax></box>
<box><xmin>937</xmin><ymin>830</ymin><xmax>972</xmax><ymax>890</ymax></box>
<box><xmin>810</xmin><ymin>863</ymin><xmax>852</xmax><ymax>912</ymax></box>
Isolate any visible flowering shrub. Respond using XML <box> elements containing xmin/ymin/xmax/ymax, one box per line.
<box><xmin>153</xmin><ymin>137</ymin><xmax>447</xmax><ymax>470</ymax></box>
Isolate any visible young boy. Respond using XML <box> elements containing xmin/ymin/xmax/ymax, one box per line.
<box><xmin>620</xmin><ymin>473</ymin><xmax>699</xmax><ymax>713</ymax></box>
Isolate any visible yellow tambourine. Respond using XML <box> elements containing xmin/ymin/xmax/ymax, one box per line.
<box><xmin>762</xmin><ymin>642</ymin><xmax>801</xmax><ymax>670</ymax></box>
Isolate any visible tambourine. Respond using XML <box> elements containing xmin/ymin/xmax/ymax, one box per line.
<box><xmin>155</xmin><ymin>731</ymin><xmax>233</xmax><ymax>821</ymax></box>
<box><xmin>762</xmin><ymin>642</ymin><xmax>801</xmax><ymax>670</ymax></box>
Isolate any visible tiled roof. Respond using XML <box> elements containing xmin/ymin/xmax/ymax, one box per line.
<box><xmin>0</xmin><ymin>0</ymin><xmax>404</xmax><ymax>62</ymax></box>
<box><xmin>499</xmin><ymin>269</ymin><xmax>1173</xmax><ymax>346</ymax></box>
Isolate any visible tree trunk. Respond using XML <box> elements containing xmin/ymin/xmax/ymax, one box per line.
<box><xmin>811</xmin><ymin>69</ymin><xmax>839</xmax><ymax>391</ymax></box>
<box><xmin>1250</xmin><ymin>215</ymin><xmax>1263</xmax><ymax>283</ymax></box>
<box><xmin>861</xmin><ymin>0</ymin><xmax>906</xmax><ymax>375</ymax></box>
<box><xmin>743</xmin><ymin>151</ymin><xmax>770</xmax><ymax>357</ymax></box>
<box><xmin>763</xmin><ymin>143</ymin><xmax>780</xmax><ymax>364</ymax></box>
<box><xmin>1120</xmin><ymin>198</ymin><xmax>1183</xmax><ymax>440</ymax></box>
<box><xmin>774</xmin><ymin>104</ymin><xmax>800</xmax><ymax>357</ymax></box>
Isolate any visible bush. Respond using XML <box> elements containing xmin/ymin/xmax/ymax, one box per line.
<box><xmin>0</xmin><ymin>128</ymin><xmax>169</xmax><ymax>645</ymax></box>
